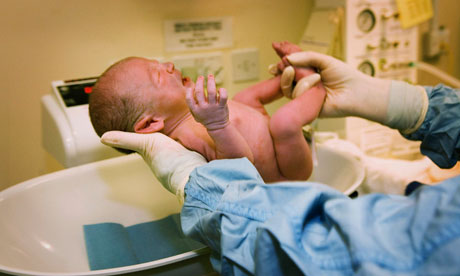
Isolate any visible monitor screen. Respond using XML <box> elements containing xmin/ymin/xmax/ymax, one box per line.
<box><xmin>57</xmin><ymin>81</ymin><xmax>96</xmax><ymax>107</ymax></box>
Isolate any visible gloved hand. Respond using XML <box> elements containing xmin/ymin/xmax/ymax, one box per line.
<box><xmin>279</xmin><ymin>66</ymin><xmax>321</xmax><ymax>99</ymax></box>
<box><xmin>185</xmin><ymin>75</ymin><xmax>229</xmax><ymax>131</ymax></box>
<box><xmin>285</xmin><ymin>51</ymin><xmax>428</xmax><ymax>134</ymax></box>
<box><xmin>101</xmin><ymin>131</ymin><xmax>207</xmax><ymax>203</ymax></box>
<box><xmin>268</xmin><ymin>41</ymin><xmax>321</xmax><ymax>99</ymax></box>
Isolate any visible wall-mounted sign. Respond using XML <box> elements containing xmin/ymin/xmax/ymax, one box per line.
<box><xmin>164</xmin><ymin>17</ymin><xmax>233</xmax><ymax>52</ymax></box>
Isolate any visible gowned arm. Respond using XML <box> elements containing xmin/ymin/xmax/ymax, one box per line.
<box><xmin>182</xmin><ymin>158</ymin><xmax>460</xmax><ymax>275</ymax></box>
<box><xmin>403</xmin><ymin>84</ymin><xmax>460</xmax><ymax>168</ymax></box>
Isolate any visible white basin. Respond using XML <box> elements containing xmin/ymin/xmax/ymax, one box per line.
<box><xmin>0</xmin><ymin>145</ymin><xmax>364</xmax><ymax>276</ymax></box>
<box><xmin>310</xmin><ymin>145</ymin><xmax>364</xmax><ymax>195</ymax></box>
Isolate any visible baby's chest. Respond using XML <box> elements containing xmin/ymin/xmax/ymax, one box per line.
<box><xmin>230</xmin><ymin>112</ymin><xmax>275</xmax><ymax>158</ymax></box>
<box><xmin>181</xmin><ymin>128</ymin><xmax>217</xmax><ymax>161</ymax></box>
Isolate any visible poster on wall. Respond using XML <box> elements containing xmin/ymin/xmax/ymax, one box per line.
<box><xmin>164</xmin><ymin>17</ymin><xmax>233</xmax><ymax>52</ymax></box>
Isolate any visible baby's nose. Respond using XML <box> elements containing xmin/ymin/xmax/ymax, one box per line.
<box><xmin>164</xmin><ymin>62</ymin><xmax>175</xmax><ymax>73</ymax></box>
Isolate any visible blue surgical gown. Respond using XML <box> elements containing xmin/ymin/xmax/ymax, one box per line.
<box><xmin>181</xmin><ymin>84</ymin><xmax>460</xmax><ymax>275</ymax></box>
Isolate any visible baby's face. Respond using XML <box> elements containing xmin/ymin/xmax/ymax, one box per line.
<box><xmin>148</xmin><ymin>59</ymin><xmax>184</xmax><ymax>90</ymax></box>
<box><xmin>146</xmin><ymin>59</ymin><xmax>194</xmax><ymax>97</ymax></box>
<box><xmin>137</xmin><ymin>58</ymin><xmax>193</xmax><ymax>114</ymax></box>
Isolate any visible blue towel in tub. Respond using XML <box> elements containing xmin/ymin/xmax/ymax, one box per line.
<box><xmin>83</xmin><ymin>213</ymin><xmax>205</xmax><ymax>270</ymax></box>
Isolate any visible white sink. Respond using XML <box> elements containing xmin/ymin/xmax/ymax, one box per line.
<box><xmin>0</xmin><ymin>145</ymin><xmax>363</xmax><ymax>276</ymax></box>
<box><xmin>310</xmin><ymin>145</ymin><xmax>364</xmax><ymax>195</ymax></box>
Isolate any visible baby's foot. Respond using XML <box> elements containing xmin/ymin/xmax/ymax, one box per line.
<box><xmin>271</xmin><ymin>41</ymin><xmax>304</xmax><ymax>73</ymax></box>
<box><xmin>272</xmin><ymin>41</ymin><xmax>316</xmax><ymax>81</ymax></box>
<box><xmin>272</xmin><ymin>41</ymin><xmax>322</xmax><ymax>100</ymax></box>
<box><xmin>272</xmin><ymin>41</ymin><xmax>303</xmax><ymax>58</ymax></box>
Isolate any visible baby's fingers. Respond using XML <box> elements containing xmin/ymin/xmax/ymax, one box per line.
<box><xmin>218</xmin><ymin>88</ymin><xmax>228</xmax><ymax>107</ymax></box>
<box><xmin>194</xmin><ymin>76</ymin><xmax>206</xmax><ymax>104</ymax></box>
<box><xmin>185</xmin><ymin>87</ymin><xmax>197</xmax><ymax>110</ymax></box>
<box><xmin>207</xmin><ymin>75</ymin><xmax>217</xmax><ymax>104</ymax></box>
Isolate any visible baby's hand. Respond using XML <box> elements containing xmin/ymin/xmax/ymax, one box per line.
<box><xmin>185</xmin><ymin>75</ymin><xmax>229</xmax><ymax>131</ymax></box>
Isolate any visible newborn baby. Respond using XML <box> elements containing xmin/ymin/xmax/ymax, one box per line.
<box><xmin>89</xmin><ymin>41</ymin><xmax>326</xmax><ymax>182</ymax></box>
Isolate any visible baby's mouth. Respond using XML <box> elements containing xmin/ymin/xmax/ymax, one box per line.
<box><xmin>182</xmin><ymin>77</ymin><xmax>191</xmax><ymax>87</ymax></box>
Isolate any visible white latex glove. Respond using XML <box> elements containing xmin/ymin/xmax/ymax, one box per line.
<box><xmin>279</xmin><ymin>66</ymin><xmax>322</xmax><ymax>99</ymax></box>
<box><xmin>101</xmin><ymin>131</ymin><xmax>207</xmax><ymax>203</ymax></box>
<box><xmin>286</xmin><ymin>51</ymin><xmax>428</xmax><ymax>133</ymax></box>
<box><xmin>269</xmin><ymin>64</ymin><xmax>321</xmax><ymax>99</ymax></box>
<box><xmin>185</xmin><ymin>75</ymin><xmax>229</xmax><ymax>131</ymax></box>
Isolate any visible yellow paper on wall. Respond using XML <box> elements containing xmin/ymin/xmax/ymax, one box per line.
<box><xmin>396</xmin><ymin>0</ymin><xmax>433</xmax><ymax>28</ymax></box>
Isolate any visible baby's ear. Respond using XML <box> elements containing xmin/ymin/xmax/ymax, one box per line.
<box><xmin>134</xmin><ymin>116</ymin><xmax>164</xmax><ymax>133</ymax></box>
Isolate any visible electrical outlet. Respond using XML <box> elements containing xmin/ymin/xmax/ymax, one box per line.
<box><xmin>171</xmin><ymin>52</ymin><xmax>224</xmax><ymax>84</ymax></box>
<box><xmin>423</xmin><ymin>30</ymin><xmax>441</xmax><ymax>59</ymax></box>
<box><xmin>231</xmin><ymin>48</ymin><xmax>259</xmax><ymax>82</ymax></box>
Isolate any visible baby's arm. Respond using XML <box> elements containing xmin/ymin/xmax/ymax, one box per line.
<box><xmin>186</xmin><ymin>75</ymin><xmax>254</xmax><ymax>163</ymax></box>
<box><xmin>232</xmin><ymin>76</ymin><xmax>283</xmax><ymax>116</ymax></box>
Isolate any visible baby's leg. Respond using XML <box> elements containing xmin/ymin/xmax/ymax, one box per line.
<box><xmin>233</xmin><ymin>77</ymin><xmax>283</xmax><ymax>116</ymax></box>
<box><xmin>270</xmin><ymin>75</ymin><xmax>326</xmax><ymax>180</ymax></box>
<box><xmin>269</xmin><ymin>118</ymin><xmax>313</xmax><ymax>180</ymax></box>
<box><xmin>270</xmin><ymin>41</ymin><xmax>326</xmax><ymax>180</ymax></box>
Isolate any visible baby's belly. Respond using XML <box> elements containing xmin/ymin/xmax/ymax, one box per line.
<box><xmin>228</xmin><ymin>102</ymin><xmax>285</xmax><ymax>182</ymax></box>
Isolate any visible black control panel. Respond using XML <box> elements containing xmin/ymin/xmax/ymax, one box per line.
<box><xmin>57</xmin><ymin>80</ymin><xmax>97</xmax><ymax>107</ymax></box>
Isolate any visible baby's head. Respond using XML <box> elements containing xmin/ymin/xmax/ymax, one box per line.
<box><xmin>89</xmin><ymin>57</ymin><xmax>190</xmax><ymax>139</ymax></box>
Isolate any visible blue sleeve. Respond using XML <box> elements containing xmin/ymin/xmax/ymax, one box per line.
<box><xmin>181</xmin><ymin>158</ymin><xmax>460</xmax><ymax>275</ymax></box>
<box><xmin>403</xmin><ymin>84</ymin><xmax>460</xmax><ymax>168</ymax></box>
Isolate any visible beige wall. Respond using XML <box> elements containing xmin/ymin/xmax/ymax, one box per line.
<box><xmin>2</xmin><ymin>0</ymin><xmax>459</xmax><ymax>190</ymax></box>
<box><xmin>417</xmin><ymin>0</ymin><xmax>460</xmax><ymax>85</ymax></box>
<box><xmin>0</xmin><ymin>0</ymin><xmax>313</xmax><ymax>189</ymax></box>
